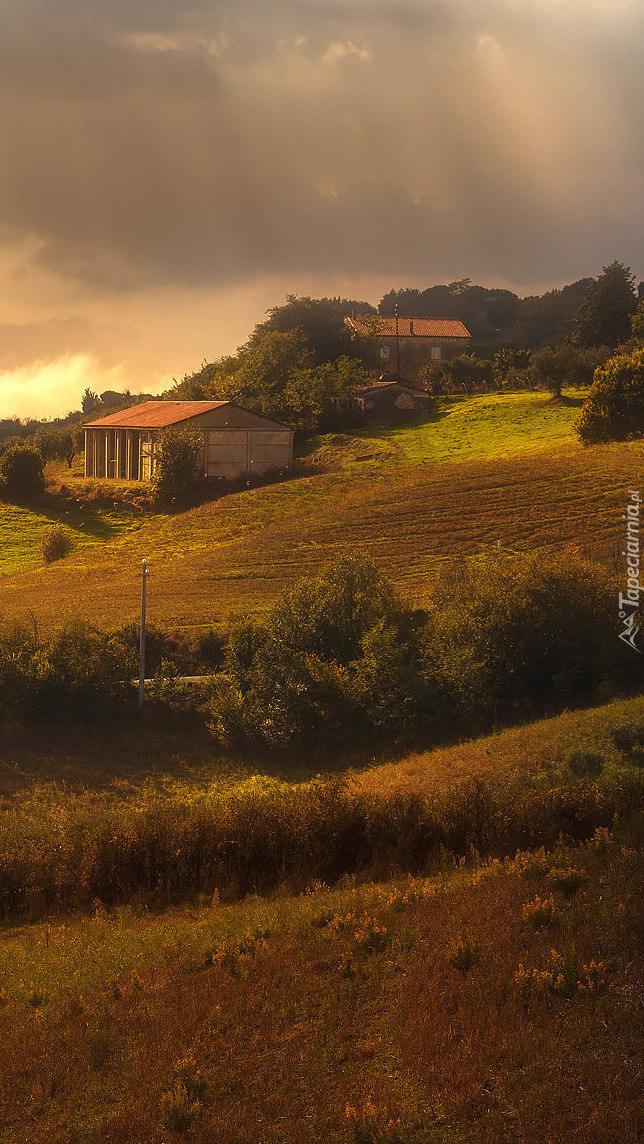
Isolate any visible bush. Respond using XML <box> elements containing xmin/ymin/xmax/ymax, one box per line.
<box><xmin>423</xmin><ymin>548</ymin><xmax>636</xmax><ymax>715</ymax></box>
<box><xmin>151</xmin><ymin>427</ymin><xmax>202</xmax><ymax>504</ymax></box>
<box><xmin>41</xmin><ymin>526</ymin><xmax>74</xmax><ymax>564</ymax></box>
<box><xmin>208</xmin><ymin>556</ymin><xmax>431</xmax><ymax>750</ymax></box>
<box><xmin>576</xmin><ymin>346</ymin><xmax>644</xmax><ymax>443</ymax></box>
<box><xmin>0</xmin><ymin>621</ymin><xmax>135</xmax><ymax>725</ymax></box>
<box><xmin>0</xmin><ymin>444</ymin><xmax>45</xmax><ymax>499</ymax></box>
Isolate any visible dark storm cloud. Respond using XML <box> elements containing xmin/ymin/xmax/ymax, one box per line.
<box><xmin>0</xmin><ymin>0</ymin><xmax>643</xmax><ymax>294</ymax></box>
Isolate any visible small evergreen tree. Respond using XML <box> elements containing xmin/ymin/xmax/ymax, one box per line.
<box><xmin>575</xmin><ymin>261</ymin><xmax>637</xmax><ymax>350</ymax></box>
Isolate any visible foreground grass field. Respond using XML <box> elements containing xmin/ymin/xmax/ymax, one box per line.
<box><xmin>0</xmin><ymin>818</ymin><xmax>641</xmax><ymax>1143</ymax></box>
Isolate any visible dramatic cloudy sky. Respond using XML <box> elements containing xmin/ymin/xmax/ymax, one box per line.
<box><xmin>1</xmin><ymin>0</ymin><xmax>642</xmax><ymax>417</ymax></box>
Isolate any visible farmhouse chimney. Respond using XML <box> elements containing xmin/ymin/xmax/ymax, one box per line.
<box><xmin>409</xmin><ymin>320</ymin><xmax>414</xmax><ymax>336</ymax></box>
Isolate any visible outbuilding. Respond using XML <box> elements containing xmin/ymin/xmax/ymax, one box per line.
<box><xmin>84</xmin><ymin>400</ymin><xmax>294</xmax><ymax>482</ymax></box>
<box><xmin>356</xmin><ymin>379</ymin><xmax>434</xmax><ymax>424</ymax></box>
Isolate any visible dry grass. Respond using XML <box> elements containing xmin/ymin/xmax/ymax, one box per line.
<box><xmin>0</xmin><ymin>822</ymin><xmax>640</xmax><ymax>1143</ymax></box>
<box><xmin>355</xmin><ymin>694</ymin><xmax>644</xmax><ymax>796</ymax></box>
<box><xmin>0</xmin><ymin>440</ymin><xmax>639</xmax><ymax>635</ymax></box>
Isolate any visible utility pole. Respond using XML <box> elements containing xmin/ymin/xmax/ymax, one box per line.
<box><xmin>138</xmin><ymin>558</ymin><xmax>149</xmax><ymax>708</ymax></box>
<box><xmin>394</xmin><ymin>302</ymin><xmax>401</xmax><ymax>380</ymax></box>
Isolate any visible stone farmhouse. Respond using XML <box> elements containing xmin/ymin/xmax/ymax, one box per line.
<box><xmin>84</xmin><ymin>401</ymin><xmax>294</xmax><ymax>482</ymax></box>
<box><xmin>345</xmin><ymin>315</ymin><xmax>471</xmax><ymax>384</ymax></box>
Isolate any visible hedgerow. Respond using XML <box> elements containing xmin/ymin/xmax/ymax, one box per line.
<box><xmin>0</xmin><ymin>767</ymin><xmax>640</xmax><ymax>920</ymax></box>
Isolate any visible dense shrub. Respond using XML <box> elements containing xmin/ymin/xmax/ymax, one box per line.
<box><xmin>0</xmin><ymin>444</ymin><xmax>45</xmax><ymax>499</ymax></box>
<box><xmin>0</xmin><ymin>622</ymin><xmax>135</xmax><ymax>724</ymax></box>
<box><xmin>0</xmin><ymin>768</ymin><xmax>640</xmax><ymax>920</ymax></box>
<box><xmin>41</xmin><ymin>526</ymin><xmax>74</xmax><ymax>563</ymax></box>
<box><xmin>152</xmin><ymin>427</ymin><xmax>202</xmax><ymax>504</ymax></box>
<box><xmin>423</xmin><ymin>549</ymin><xmax>634</xmax><ymax>714</ymax></box>
<box><xmin>421</xmin><ymin>354</ymin><xmax>493</xmax><ymax>395</ymax></box>
<box><xmin>209</xmin><ymin>551</ymin><xmax>640</xmax><ymax>753</ymax></box>
<box><xmin>208</xmin><ymin>557</ymin><xmax>431</xmax><ymax>750</ymax></box>
<box><xmin>576</xmin><ymin>346</ymin><xmax>644</xmax><ymax>443</ymax></box>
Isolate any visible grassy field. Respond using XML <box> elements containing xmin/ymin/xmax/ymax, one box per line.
<box><xmin>0</xmin><ymin>694</ymin><xmax>641</xmax><ymax>920</ymax></box>
<box><xmin>349</xmin><ymin>389</ymin><xmax>587</xmax><ymax>466</ymax></box>
<box><xmin>0</xmin><ymin>389</ymin><xmax>609</xmax><ymax>627</ymax></box>
<box><xmin>0</xmin><ymin>454</ymin><xmax>157</xmax><ymax>578</ymax></box>
<box><xmin>0</xmin><ymin>498</ymin><xmax>152</xmax><ymax>579</ymax></box>
<box><xmin>0</xmin><ymin>817</ymin><xmax>640</xmax><ymax>1143</ymax></box>
<box><xmin>2</xmin><ymin>691</ymin><xmax>643</xmax><ymax>798</ymax></box>
<box><xmin>0</xmin><ymin>435</ymin><xmax>639</xmax><ymax>635</ymax></box>
<box><xmin>1</xmin><ymin>391</ymin><xmax>642</xmax><ymax>1143</ymax></box>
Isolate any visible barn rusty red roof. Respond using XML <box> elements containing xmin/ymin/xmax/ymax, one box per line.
<box><xmin>85</xmin><ymin>401</ymin><xmax>230</xmax><ymax>429</ymax></box>
<box><xmin>345</xmin><ymin>316</ymin><xmax>471</xmax><ymax>339</ymax></box>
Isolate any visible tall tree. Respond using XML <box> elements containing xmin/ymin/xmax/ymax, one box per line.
<box><xmin>253</xmin><ymin>295</ymin><xmax>374</xmax><ymax>366</ymax></box>
<box><xmin>574</xmin><ymin>261</ymin><xmax>637</xmax><ymax>350</ymax></box>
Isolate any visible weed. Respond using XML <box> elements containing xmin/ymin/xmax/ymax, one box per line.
<box><xmin>26</xmin><ymin>985</ymin><xmax>50</xmax><ymax>1008</ymax></box>
<box><xmin>548</xmin><ymin>866</ymin><xmax>586</xmax><ymax>898</ymax></box>
<box><xmin>354</xmin><ymin>917</ymin><xmax>390</xmax><ymax>955</ymax></box>
<box><xmin>513</xmin><ymin>847</ymin><xmax>551</xmax><ymax>880</ymax></box>
<box><xmin>515</xmin><ymin>949</ymin><xmax>606</xmax><ymax>1004</ymax></box>
<box><xmin>174</xmin><ymin>1055</ymin><xmax>208</xmax><ymax>1101</ymax></box>
<box><xmin>346</xmin><ymin>1099</ymin><xmax>421</xmax><ymax>1144</ymax></box>
<box><xmin>449</xmin><ymin>935</ymin><xmax>481</xmax><ymax>975</ymax></box>
<box><xmin>566</xmin><ymin>749</ymin><xmax>605</xmax><ymax>778</ymax></box>
<box><xmin>41</xmin><ymin>525</ymin><xmax>74</xmax><ymax>563</ymax></box>
<box><xmin>610</xmin><ymin>721</ymin><xmax>644</xmax><ymax>754</ymax></box>
<box><xmin>159</xmin><ymin>1081</ymin><xmax>201</xmax><ymax>1135</ymax></box>
<box><xmin>587</xmin><ymin>826</ymin><xmax>614</xmax><ymax>854</ymax></box>
<box><xmin>87</xmin><ymin>1032</ymin><xmax>113</xmax><ymax>1070</ymax></box>
<box><xmin>522</xmin><ymin>894</ymin><xmax>556</xmax><ymax>929</ymax></box>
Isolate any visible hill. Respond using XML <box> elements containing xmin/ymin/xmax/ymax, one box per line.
<box><xmin>0</xmin><ymin>391</ymin><xmax>640</xmax><ymax>635</ymax></box>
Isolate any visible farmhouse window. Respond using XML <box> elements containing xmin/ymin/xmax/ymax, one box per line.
<box><xmin>430</xmin><ymin>345</ymin><xmax>442</xmax><ymax>360</ymax></box>
<box><xmin>380</xmin><ymin>345</ymin><xmax>391</xmax><ymax>360</ymax></box>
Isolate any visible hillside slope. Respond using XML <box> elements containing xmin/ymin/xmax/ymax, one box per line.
<box><xmin>0</xmin><ymin>437</ymin><xmax>638</xmax><ymax>633</ymax></box>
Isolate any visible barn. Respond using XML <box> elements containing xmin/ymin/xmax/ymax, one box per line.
<box><xmin>84</xmin><ymin>401</ymin><xmax>294</xmax><ymax>482</ymax></box>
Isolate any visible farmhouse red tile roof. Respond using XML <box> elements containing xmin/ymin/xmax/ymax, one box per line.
<box><xmin>346</xmin><ymin>316</ymin><xmax>471</xmax><ymax>339</ymax></box>
<box><xmin>85</xmin><ymin>401</ymin><xmax>229</xmax><ymax>428</ymax></box>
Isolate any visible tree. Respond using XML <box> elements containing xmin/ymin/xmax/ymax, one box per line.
<box><xmin>574</xmin><ymin>261</ymin><xmax>637</xmax><ymax>350</ymax></box>
<box><xmin>33</xmin><ymin>428</ymin><xmax>77</xmax><ymax>468</ymax></box>
<box><xmin>0</xmin><ymin>444</ymin><xmax>45</xmax><ymax>499</ymax></box>
<box><xmin>492</xmin><ymin>347</ymin><xmax>532</xmax><ymax>389</ymax></box>
<box><xmin>81</xmin><ymin>388</ymin><xmax>101</xmax><ymax>414</ymax></box>
<box><xmin>282</xmin><ymin>357</ymin><xmax>369</xmax><ymax>431</ymax></box>
<box><xmin>576</xmin><ymin>346</ymin><xmax>644</xmax><ymax>443</ymax></box>
<box><xmin>630</xmin><ymin>297</ymin><xmax>644</xmax><ymax>344</ymax></box>
<box><xmin>530</xmin><ymin>344</ymin><xmax>607</xmax><ymax>398</ymax></box>
<box><xmin>252</xmin><ymin>295</ymin><xmax>376</xmax><ymax>368</ymax></box>
<box><xmin>151</xmin><ymin>428</ymin><xmax>202</xmax><ymax>504</ymax></box>
<box><xmin>208</xmin><ymin>556</ymin><xmax>429</xmax><ymax>750</ymax></box>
